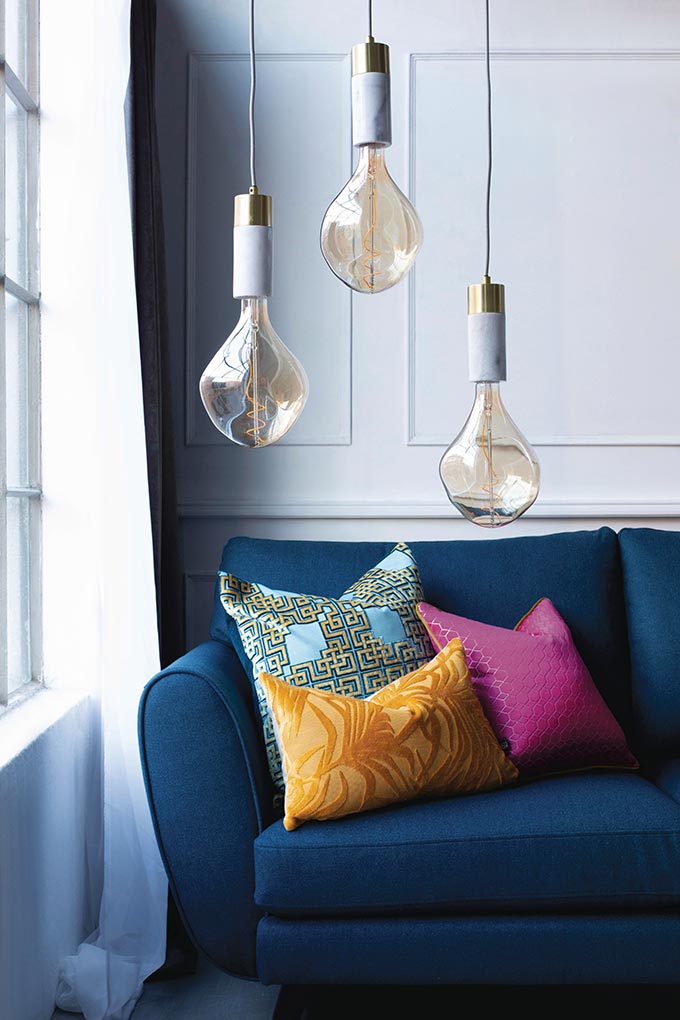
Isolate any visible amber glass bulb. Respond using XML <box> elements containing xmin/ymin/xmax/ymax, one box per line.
<box><xmin>320</xmin><ymin>146</ymin><xmax>422</xmax><ymax>293</ymax></box>
<box><xmin>200</xmin><ymin>298</ymin><xmax>308</xmax><ymax>447</ymax></box>
<box><xmin>440</xmin><ymin>383</ymin><xmax>540</xmax><ymax>527</ymax></box>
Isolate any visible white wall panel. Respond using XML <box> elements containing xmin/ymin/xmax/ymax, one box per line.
<box><xmin>410</xmin><ymin>51</ymin><xmax>680</xmax><ymax>449</ymax></box>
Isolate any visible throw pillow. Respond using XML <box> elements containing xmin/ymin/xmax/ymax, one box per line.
<box><xmin>260</xmin><ymin>638</ymin><xmax>519</xmax><ymax>830</ymax></box>
<box><xmin>418</xmin><ymin>598</ymin><xmax>638</xmax><ymax>775</ymax></box>
<box><xmin>219</xmin><ymin>543</ymin><xmax>433</xmax><ymax>789</ymax></box>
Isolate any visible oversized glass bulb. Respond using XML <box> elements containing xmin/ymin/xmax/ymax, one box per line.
<box><xmin>200</xmin><ymin>297</ymin><xmax>308</xmax><ymax>448</ymax></box>
<box><xmin>200</xmin><ymin>188</ymin><xmax>307</xmax><ymax>447</ymax></box>
<box><xmin>320</xmin><ymin>36</ymin><xmax>422</xmax><ymax>293</ymax></box>
<box><xmin>440</xmin><ymin>275</ymin><xmax>540</xmax><ymax>527</ymax></box>
<box><xmin>320</xmin><ymin>145</ymin><xmax>422</xmax><ymax>293</ymax></box>
<box><xmin>440</xmin><ymin>382</ymin><xmax>540</xmax><ymax>527</ymax></box>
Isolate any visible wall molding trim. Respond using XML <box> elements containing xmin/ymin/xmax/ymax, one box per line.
<box><xmin>407</xmin><ymin>47</ymin><xmax>680</xmax><ymax>449</ymax></box>
<box><xmin>409</xmin><ymin>49</ymin><xmax>680</xmax><ymax>62</ymax></box>
<box><xmin>409</xmin><ymin>434</ymin><xmax>680</xmax><ymax>448</ymax></box>
<box><xmin>178</xmin><ymin>499</ymin><xmax>680</xmax><ymax>520</ymax></box>
<box><xmin>185</xmin><ymin>51</ymin><xmax>353</xmax><ymax>449</ymax></box>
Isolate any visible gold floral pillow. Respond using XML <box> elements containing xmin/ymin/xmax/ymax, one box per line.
<box><xmin>259</xmin><ymin>639</ymin><xmax>518</xmax><ymax>831</ymax></box>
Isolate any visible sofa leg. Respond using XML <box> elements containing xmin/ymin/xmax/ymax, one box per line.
<box><xmin>272</xmin><ymin>985</ymin><xmax>310</xmax><ymax>1020</ymax></box>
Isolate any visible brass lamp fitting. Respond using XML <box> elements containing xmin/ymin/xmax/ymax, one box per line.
<box><xmin>468</xmin><ymin>275</ymin><xmax>505</xmax><ymax>315</ymax></box>
<box><xmin>234</xmin><ymin>186</ymin><xmax>272</xmax><ymax>227</ymax></box>
<box><xmin>351</xmin><ymin>36</ymin><xmax>390</xmax><ymax>76</ymax></box>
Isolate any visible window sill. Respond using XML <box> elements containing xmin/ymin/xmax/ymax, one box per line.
<box><xmin>0</xmin><ymin>686</ymin><xmax>90</xmax><ymax>771</ymax></box>
<box><xmin>0</xmin><ymin>679</ymin><xmax>44</xmax><ymax>717</ymax></box>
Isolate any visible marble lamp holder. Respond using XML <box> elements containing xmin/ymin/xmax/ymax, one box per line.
<box><xmin>351</xmin><ymin>37</ymin><xmax>392</xmax><ymax>148</ymax></box>
<box><xmin>467</xmin><ymin>276</ymin><xmax>508</xmax><ymax>384</ymax></box>
<box><xmin>232</xmin><ymin>188</ymin><xmax>273</xmax><ymax>300</ymax></box>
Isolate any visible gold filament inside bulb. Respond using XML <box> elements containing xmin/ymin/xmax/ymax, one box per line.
<box><xmin>361</xmin><ymin>149</ymin><xmax>382</xmax><ymax>290</ymax></box>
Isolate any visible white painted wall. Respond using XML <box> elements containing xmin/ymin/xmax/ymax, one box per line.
<box><xmin>0</xmin><ymin>695</ymin><xmax>98</xmax><ymax>1020</ymax></box>
<box><xmin>154</xmin><ymin>0</ymin><xmax>680</xmax><ymax>647</ymax></box>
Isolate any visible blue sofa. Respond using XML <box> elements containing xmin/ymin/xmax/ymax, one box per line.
<box><xmin>139</xmin><ymin>527</ymin><xmax>680</xmax><ymax>986</ymax></box>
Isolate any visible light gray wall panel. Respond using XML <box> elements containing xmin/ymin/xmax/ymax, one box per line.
<box><xmin>410</xmin><ymin>52</ymin><xmax>680</xmax><ymax>447</ymax></box>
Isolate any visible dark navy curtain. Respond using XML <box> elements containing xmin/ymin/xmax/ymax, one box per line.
<box><xmin>127</xmin><ymin>0</ymin><xmax>183</xmax><ymax>671</ymax></box>
<box><xmin>127</xmin><ymin>0</ymin><xmax>196</xmax><ymax>977</ymax></box>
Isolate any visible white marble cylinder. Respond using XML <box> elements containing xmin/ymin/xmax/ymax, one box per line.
<box><xmin>468</xmin><ymin>312</ymin><xmax>507</xmax><ymax>382</ymax></box>
<box><xmin>233</xmin><ymin>225</ymin><xmax>273</xmax><ymax>299</ymax></box>
<box><xmin>352</xmin><ymin>72</ymin><xmax>392</xmax><ymax>148</ymax></box>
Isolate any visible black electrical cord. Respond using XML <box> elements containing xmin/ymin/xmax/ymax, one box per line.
<box><xmin>249</xmin><ymin>0</ymin><xmax>257</xmax><ymax>188</ymax></box>
<box><xmin>484</xmin><ymin>0</ymin><xmax>492</xmax><ymax>278</ymax></box>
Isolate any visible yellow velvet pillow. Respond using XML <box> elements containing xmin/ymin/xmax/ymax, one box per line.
<box><xmin>259</xmin><ymin>639</ymin><xmax>518</xmax><ymax>831</ymax></box>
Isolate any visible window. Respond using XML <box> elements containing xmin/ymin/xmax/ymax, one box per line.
<box><xmin>1</xmin><ymin>0</ymin><xmax>40</xmax><ymax>705</ymax></box>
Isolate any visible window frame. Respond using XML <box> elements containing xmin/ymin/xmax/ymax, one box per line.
<box><xmin>1</xmin><ymin>0</ymin><xmax>42</xmax><ymax>707</ymax></box>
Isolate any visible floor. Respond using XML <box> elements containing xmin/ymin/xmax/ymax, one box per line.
<box><xmin>50</xmin><ymin>962</ymin><xmax>680</xmax><ymax>1020</ymax></box>
<box><xmin>51</xmin><ymin>958</ymin><xmax>279</xmax><ymax>1020</ymax></box>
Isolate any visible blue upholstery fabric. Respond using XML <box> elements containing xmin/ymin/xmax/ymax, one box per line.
<box><xmin>256</xmin><ymin>914</ymin><xmax>680</xmax><ymax>986</ymax></box>
<box><xmin>255</xmin><ymin>773</ymin><xmax>680</xmax><ymax>916</ymax></box>
<box><xmin>619</xmin><ymin>528</ymin><xmax>680</xmax><ymax>754</ymax></box>
<box><xmin>210</xmin><ymin>528</ymin><xmax>632</xmax><ymax>737</ymax></box>
<box><xmin>139</xmin><ymin>641</ymin><xmax>274</xmax><ymax>977</ymax></box>
<box><xmin>140</xmin><ymin>528</ymin><xmax>680</xmax><ymax>986</ymax></box>
<box><xmin>652</xmin><ymin>759</ymin><xmax>680</xmax><ymax>805</ymax></box>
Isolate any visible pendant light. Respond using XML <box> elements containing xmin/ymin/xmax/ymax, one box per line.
<box><xmin>320</xmin><ymin>0</ymin><xmax>422</xmax><ymax>293</ymax></box>
<box><xmin>440</xmin><ymin>0</ymin><xmax>540</xmax><ymax>525</ymax></box>
<box><xmin>200</xmin><ymin>0</ymin><xmax>308</xmax><ymax>447</ymax></box>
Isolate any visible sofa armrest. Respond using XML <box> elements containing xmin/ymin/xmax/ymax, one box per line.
<box><xmin>139</xmin><ymin>640</ymin><xmax>274</xmax><ymax>977</ymax></box>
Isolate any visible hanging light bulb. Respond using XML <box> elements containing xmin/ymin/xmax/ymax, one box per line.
<box><xmin>200</xmin><ymin>0</ymin><xmax>308</xmax><ymax>447</ymax></box>
<box><xmin>439</xmin><ymin>0</ymin><xmax>539</xmax><ymax>525</ymax></box>
<box><xmin>200</xmin><ymin>188</ymin><xmax>308</xmax><ymax>447</ymax></box>
<box><xmin>320</xmin><ymin>5</ymin><xmax>422</xmax><ymax>293</ymax></box>
<box><xmin>440</xmin><ymin>277</ymin><xmax>539</xmax><ymax>525</ymax></box>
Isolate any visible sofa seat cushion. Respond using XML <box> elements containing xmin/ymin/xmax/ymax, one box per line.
<box><xmin>254</xmin><ymin>772</ymin><xmax>680</xmax><ymax>917</ymax></box>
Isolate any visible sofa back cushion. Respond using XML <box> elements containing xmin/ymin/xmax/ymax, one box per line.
<box><xmin>211</xmin><ymin>527</ymin><xmax>632</xmax><ymax>738</ymax></box>
<box><xmin>619</xmin><ymin>528</ymin><xmax>680</xmax><ymax>756</ymax></box>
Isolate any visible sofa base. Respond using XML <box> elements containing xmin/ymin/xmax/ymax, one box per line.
<box><xmin>272</xmin><ymin>983</ymin><xmax>680</xmax><ymax>1019</ymax></box>
<box><xmin>257</xmin><ymin>914</ymin><xmax>680</xmax><ymax>986</ymax></box>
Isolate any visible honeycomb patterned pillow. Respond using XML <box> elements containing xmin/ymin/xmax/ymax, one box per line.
<box><xmin>418</xmin><ymin>598</ymin><xmax>638</xmax><ymax>776</ymax></box>
<box><xmin>219</xmin><ymin>544</ymin><xmax>433</xmax><ymax>790</ymax></box>
<box><xmin>260</xmin><ymin>639</ymin><xmax>518</xmax><ymax>830</ymax></box>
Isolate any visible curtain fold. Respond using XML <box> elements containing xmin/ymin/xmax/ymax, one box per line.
<box><xmin>126</xmin><ymin>0</ymin><xmax>197</xmax><ymax>979</ymax></box>
<box><xmin>52</xmin><ymin>1</ymin><xmax>168</xmax><ymax>1017</ymax></box>
<box><xmin>127</xmin><ymin>0</ymin><xmax>184</xmax><ymax>670</ymax></box>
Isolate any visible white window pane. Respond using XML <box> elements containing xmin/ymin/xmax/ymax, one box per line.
<box><xmin>5</xmin><ymin>90</ymin><xmax>28</xmax><ymax>287</ymax></box>
<box><xmin>6</xmin><ymin>293</ymin><xmax>30</xmax><ymax>487</ymax></box>
<box><xmin>5</xmin><ymin>0</ymin><xmax>28</xmax><ymax>84</ymax></box>
<box><xmin>7</xmin><ymin>497</ymin><xmax>31</xmax><ymax>693</ymax></box>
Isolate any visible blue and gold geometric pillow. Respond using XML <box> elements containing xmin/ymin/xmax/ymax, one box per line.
<box><xmin>219</xmin><ymin>543</ymin><xmax>433</xmax><ymax>790</ymax></box>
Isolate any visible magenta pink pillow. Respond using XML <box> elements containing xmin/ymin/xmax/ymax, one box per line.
<box><xmin>418</xmin><ymin>598</ymin><xmax>638</xmax><ymax>775</ymax></box>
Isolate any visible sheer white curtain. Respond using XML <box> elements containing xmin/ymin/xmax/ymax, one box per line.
<box><xmin>41</xmin><ymin>2</ymin><xmax>168</xmax><ymax>1017</ymax></box>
